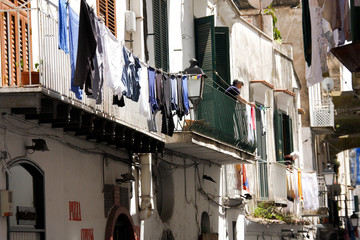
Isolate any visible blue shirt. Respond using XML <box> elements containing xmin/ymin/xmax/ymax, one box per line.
<box><xmin>225</xmin><ymin>85</ymin><xmax>240</xmax><ymax>100</ymax></box>
<box><xmin>58</xmin><ymin>0</ymin><xmax>69</xmax><ymax>54</ymax></box>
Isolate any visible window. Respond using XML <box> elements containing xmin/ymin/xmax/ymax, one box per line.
<box><xmin>0</xmin><ymin>0</ymin><xmax>31</xmax><ymax>86</ymax></box>
<box><xmin>274</xmin><ymin>110</ymin><xmax>293</xmax><ymax>162</ymax></box>
<box><xmin>256</xmin><ymin>106</ymin><xmax>268</xmax><ymax>200</ymax></box>
<box><xmin>153</xmin><ymin>0</ymin><xmax>168</xmax><ymax>71</ymax></box>
<box><xmin>97</xmin><ymin>0</ymin><xmax>116</xmax><ymax>36</ymax></box>
<box><xmin>194</xmin><ymin>16</ymin><xmax>231</xmax><ymax>90</ymax></box>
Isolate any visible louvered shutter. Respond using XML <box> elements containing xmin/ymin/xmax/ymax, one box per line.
<box><xmin>284</xmin><ymin>116</ymin><xmax>293</xmax><ymax>155</ymax></box>
<box><xmin>274</xmin><ymin>110</ymin><xmax>284</xmax><ymax>162</ymax></box>
<box><xmin>215</xmin><ymin>27</ymin><xmax>230</xmax><ymax>91</ymax></box>
<box><xmin>0</xmin><ymin>1</ymin><xmax>31</xmax><ymax>86</ymax></box>
<box><xmin>153</xmin><ymin>0</ymin><xmax>168</xmax><ymax>72</ymax></box>
<box><xmin>194</xmin><ymin>16</ymin><xmax>216</xmax><ymax>83</ymax></box>
<box><xmin>97</xmin><ymin>0</ymin><xmax>116</xmax><ymax>36</ymax></box>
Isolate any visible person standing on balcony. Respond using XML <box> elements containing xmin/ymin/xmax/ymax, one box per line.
<box><xmin>225</xmin><ymin>79</ymin><xmax>248</xmax><ymax>104</ymax></box>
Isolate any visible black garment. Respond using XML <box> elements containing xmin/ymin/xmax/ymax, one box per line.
<box><xmin>302</xmin><ymin>0</ymin><xmax>311</xmax><ymax>66</ymax></box>
<box><xmin>161</xmin><ymin>74</ymin><xmax>174</xmax><ymax>136</ymax></box>
<box><xmin>113</xmin><ymin>95</ymin><xmax>125</xmax><ymax>107</ymax></box>
<box><xmin>73</xmin><ymin>0</ymin><xmax>97</xmax><ymax>95</ymax></box>
<box><xmin>121</xmin><ymin>48</ymin><xmax>141</xmax><ymax>102</ymax></box>
<box><xmin>155</xmin><ymin>71</ymin><xmax>164</xmax><ymax>109</ymax></box>
<box><xmin>176</xmin><ymin>75</ymin><xmax>185</xmax><ymax>119</ymax></box>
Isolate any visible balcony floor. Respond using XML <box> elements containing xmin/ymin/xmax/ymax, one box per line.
<box><xmin>165</xmin><ymin>131</ymin><xmax>255</xmax><ymax>164</ymax></box>
<box><xmin>0</xmin><ymin>87</ymin><xmax>164</xmax><ymax>154</ymax></box>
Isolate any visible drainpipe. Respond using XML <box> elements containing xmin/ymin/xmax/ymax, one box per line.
<box><xmin>139</xmin><ymin>153</ymin><xmax>153</xmax><ymax>220</ymax></box>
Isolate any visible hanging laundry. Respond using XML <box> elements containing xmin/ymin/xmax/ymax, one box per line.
<box><xmin>148</xmin><ymin>67</ymin><xmax>159</xmax><ymax>113</ymax></box>
<box><xmin>322</xmin><ymin>0</ymin><xmax>341</xmax><ymax>31</ymax></box>
<box><xmin>293</xmin><ymin>168</ymin><xmax>299</xmax><ymax>199</ymax></box>
<box><xmin>121</xmin><ymin>48</ymin><xmax>141</xmax><ymax>102</ymax></box>
<box><xmin>161</xmin><ymin>74</ymin><xmax>175</xmax><ymax>136</ymax></box>
<box><xmin>301</xmin><ymin>172</ymin><xmax>319</xmax><ymax>210</ymax></box>
<box><xmin>251</xmin><ymin>106</ymin><xmax>256</xmax><ymax>130</ymax></box>
<box><xmin>306</xmin><ymin>0</ymin><xmax>329</xmax><ymax>86</ymax></box>
<box><xmin>170</xmin><ymin>75</ymin><xmax>178</xmax><ymax>111</ymax></box>
<box><xmin>103</xmin><ymin>27</ymin><xmax>126</xmax><ymax>97</ymax></box>
<box><xmin>246</xmin><ymin>105</ymin><xmax>254</xmax><ymax>144</ymax></box>
<box><xmin>260</xmin><ymin>107</ymin><xmax>266</xmax><ymax>134</ymax></box>
<box><xmin>302</xmin><ymin>0</ymin><xmax>312</xmax><ymax>67</ymax></box>
<box><xmin>298</xmin><ymin>169</ymin><xmax>303</xmax><ymax>200</ymax></box>
<box><xmin>73</xmin><ymin>0</ymin><xmax>97</xmax><ymax>95</ymax></box>
<box><xmin>338</xmin><ymin>0</ymin><xmax>351</xmax><ymax>45</ymax></box>
<box><xmin>68</xmin><ymin>6</ymin><xmax>83</xmax><ymax>100</ymax></box>
<box><xmin>156</xmin><ymin>71</ymin><xmax>164</xmax><ymax>109</ymax></box>
<box><xmin>176</xmin><ymin>75</ymin><xmax>185</xmax><ymax>119</ymax></box>
<box><xmin>182</xmin><ymin>75</ymin><xmax>190</xmax><ymax>115</ymax></box>
<box><xmin>89</xmin><ymin>17</ymin><xmax>106</xmax><ymax>104</ymax></box>
<box><xmin>286</xmin><ymin>170</ymin><xmax>295</xmax><ymax>202</ymax></box>
<box><xmin>242</xmin><ymin>164</ymin><xmax>250</xmax><ymax>192</ymax></box>
<box><xmin>113</xmin><ymin>95</ymin><xmax>125</xmax><ymax>107</ymax></box>
<box><xmin>236</xmin><ymin>164</ymin><xmax>242</xmax><ymax>190</ymax></box>
<box><xmin>58</xmin><ymin>0</ymin><xmax>69</xmax><ymax>54</ymax></box>
<box><xmin>139</xmin><ymin>62</ymin><xmax>151</xmax><ymax>120</ymax></box>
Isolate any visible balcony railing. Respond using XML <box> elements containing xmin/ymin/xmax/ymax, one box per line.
<box><xmin>0</xmin><ymin>7</ymin><xmax>163</xmax><ymax>140</ymax></box>
<box><xmin>257</xmin><ymin>161</ymin><xmax>269</xmax><ymax>201</ymax></box>
<box><xmin>311</xmin><ymin>99</ymin><xmax>334</xmax><ymax>128</ymax></box>
<box><xmin>188</xmin><ymin>83</ymin><xmax>256</xmax><ymax>152</ymax></box>
<box><xmin>269</xmin><ymin>162</ymin><xmax>287</xmax><ymax>205</ymax></box>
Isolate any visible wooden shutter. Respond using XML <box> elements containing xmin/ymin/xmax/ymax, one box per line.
<box><xmin>194</xmin><ymin>16</ymin><xmax>216</xmax><ymax>83</ymax></box>
<box><xmin>153</xmin><ymin>0</ymin><xmax>168</xmax><ymax>71</ymax></box>
<box><xmin>0</xmin><ymin>0</ymin><xmax>31</xmax><ymax>86</ymax></box>
<box><xmin>274</xmin><ymin>110</ymin><xmax>284</xmax><ymax>162</ymax></box>
<box><xmin>97</xmin><ymin>0</ymin><xmax>116</xmax><ymax>36</ymax></box>
<box><xmin>215</xmin><ymin>27</ymin><xmax>230</xmax><ymax>91</ymax></box>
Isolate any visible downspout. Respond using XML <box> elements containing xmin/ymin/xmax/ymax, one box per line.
<box><xmin>139</xmin><ymin>153</ymin><xmax>153</xmax><ymax>220</ymax></box>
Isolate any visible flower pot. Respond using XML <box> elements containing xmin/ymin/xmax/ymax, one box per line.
<box><xmin>20</xmin><ymin>71</ymin><xmax>40</xmax><ymax>85</ymax></box>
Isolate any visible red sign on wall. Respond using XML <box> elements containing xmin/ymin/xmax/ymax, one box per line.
<box><xmin>81</xmin><ymin>229</ymin><xmax>94</xmax><ymax>240</ymax></box>
<box><xmin>69</xmin><ymin>201</ymin><xmax>81</xmax><ymax>221</ymax></box>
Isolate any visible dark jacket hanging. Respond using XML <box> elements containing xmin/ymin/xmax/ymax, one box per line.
<box><xmin>161</xmin><ymin>74</ymin><xmax>174</xmax><ymax>136</ymax></box>
<box><xmin>73</xmin><ymin>0</ymin><xmax>97</xmax><ymax>95</ymax></box>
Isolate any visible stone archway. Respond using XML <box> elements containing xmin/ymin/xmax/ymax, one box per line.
<box><xmin>105</xmin><ymin>206</ymin><xmax>136</xmax><ymax>240</ymax></box>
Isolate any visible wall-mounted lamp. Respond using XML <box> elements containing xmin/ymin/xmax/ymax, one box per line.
<box><xmin>116</xmin><ymin>173</ymin><xmax>135</xmax><ymax>184</ymax></box>
<box><xmin>26</xmin><ymin>139</ymin><xmax>49</xmax><ymax>152</ymax></box>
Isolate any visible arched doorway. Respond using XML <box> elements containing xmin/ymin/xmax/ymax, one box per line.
<box><xmin>105</xmin><ymin>206</ymin><xmax>136</xmax><ymax>240</ymax></box>
<box><xmin>7</xmin><ymin>157</ymin><xmax>45</xmax><ymax>240</ymax></box>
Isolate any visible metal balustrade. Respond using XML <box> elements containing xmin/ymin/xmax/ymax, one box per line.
<box><xmin>189</xmin><ymin>83</ymin><xmax>257</xmax><ymax>152</ymax></box>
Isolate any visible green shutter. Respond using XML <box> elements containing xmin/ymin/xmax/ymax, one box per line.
<box><xmin>153</xmin><ymin>0</ymin><xmax>168</xmax><ymax>71</ymax></box>
<box><xmin>284</xmin><ymin>115</ymin><xmax>293</xmax><ymax>156</ymax></box>
<box><xmin>255</xmin><ymin>107</ymin><xmax>267</xmax><ymax>160</ymax></box>
<box><xmin>355</xmin><ymin>195</ymin><xmax>359</xmax><ymax>212</ymax></box>
<box><xmin>215</xmin><ymin>27</ymin><xmax>230</xmax><ymax>91</ymax></box>
<box><xmin>274</xmin><ymin>110</ymin><xmax>284</xmax><ymax>162</ymax></box>
<box><xmin>194</xmin><ymin>16</ymin><xmax>216</xmax><ymax>83</ymax></box>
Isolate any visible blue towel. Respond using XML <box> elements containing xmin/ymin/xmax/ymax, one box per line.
<box><xmin>58</xmin><ymin>0</ymin><xmax>69</xmax><ymax>54</ymax></box>
<box><xmin>68</xmin><ymin>6</ymin><xmax>83</xmax><ymax>100</ymax></box>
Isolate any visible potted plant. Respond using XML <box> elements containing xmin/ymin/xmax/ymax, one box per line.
<box><xmin>20</xmin><ymin>60</ymin><xmax>42</xmax><ymax>85</ymax></box>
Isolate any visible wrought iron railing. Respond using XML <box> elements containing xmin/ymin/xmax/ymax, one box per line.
<box><xmin>189</xmin><ymin>83</ymin><xmax>256</xmax><ymax>152</ymax></box>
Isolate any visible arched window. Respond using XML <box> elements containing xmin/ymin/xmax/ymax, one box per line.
<box><xmin>8</xmin><ymin>158</ymin><xmax>45</xmax><ymax>240</ymax></box>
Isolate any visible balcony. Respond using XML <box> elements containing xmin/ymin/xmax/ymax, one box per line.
<box><xmin>302</xmin><ymin>176</ymin><xmax>328</xmax><ymax>217</ymax></box>
<box><xmin>310</xmin><ymin>99</ymin><xmax>335</xmax><ymax>134</ymax></box>
<box><xmin>0</xmin><ymin>7</ymin><xmax>164</xmax><ymax>153</ymax></box>
<box><xmin>269</xmin><ymin>162</ymin><xmax>287</xmax><ymax>205</ymax></box>
<box><xmin>257</xmin><ymin>161</ymin><xmax>269</xmax><ymax>201</ymax></box>
<box><xmin>165</xmin><ymin>83</ymin><xmax>256</xmax><ymax>164</ymax></box>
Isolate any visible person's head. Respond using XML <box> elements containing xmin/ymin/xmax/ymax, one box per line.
<box><xmin>232</xmin><ymin>79</ymin><xmax>244</xmax><ymax>89</ymax></box>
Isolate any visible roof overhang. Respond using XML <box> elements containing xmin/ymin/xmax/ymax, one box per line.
<box><xmin>330</xmin><ymin>42</ymin><xmax>360</xmax><ymax>73</ymax></box>
<box><xmin>250</xmin><ymin>80</ymin><xmax>274</xmax><ymax>96</ymax></box>
<box><xmin>165</xmin><ymin>131</ymin><xmax>256</xmax><ymax>165</ymax></box>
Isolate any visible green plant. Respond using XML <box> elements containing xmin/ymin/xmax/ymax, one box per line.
<box><xmin>252</xmin><ymin>202</ymin><xmax>296</xmax><ymax>224</ymax></box>
<box><xmin>15</xmin><ymin>59</ymin><xmax>24</xmax><ymax>70</ymax></box>
<box><xmin>34</xmin><ymin>60</ymin><xmax>43</xmax><ymax>72</ymax></box>
<box><xmin>264</xmin><ymin>4</ymin><xmax>282</xmax><ymax>42</ymax></box>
